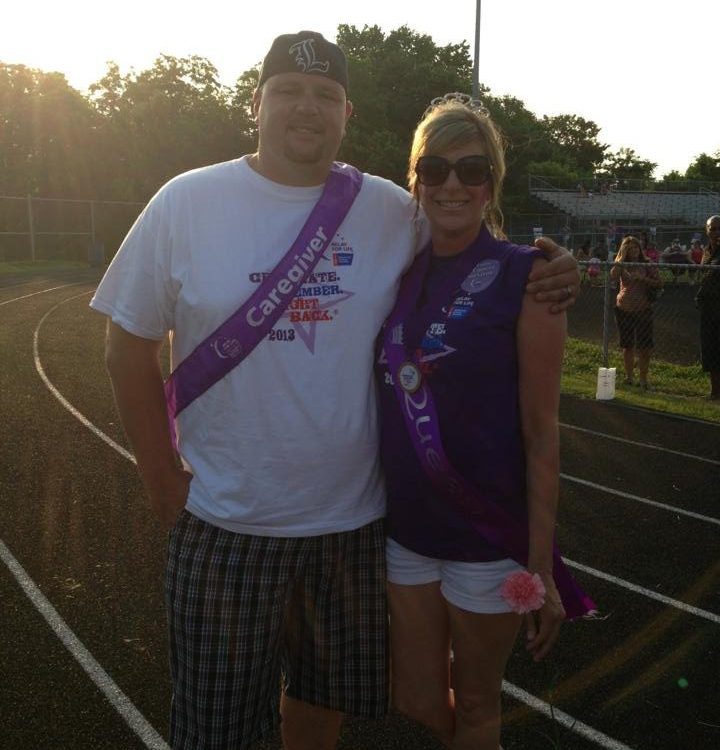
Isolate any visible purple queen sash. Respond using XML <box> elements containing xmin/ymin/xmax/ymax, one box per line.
<box><xmin>383</xmin><ymin>243</ymin><xmax>595</xmax><ymax>619</ymax></box>
<box><xmin>164</xmin><ymin>162</ymin><xmax>363</xmax><ymax>442</ymax></box>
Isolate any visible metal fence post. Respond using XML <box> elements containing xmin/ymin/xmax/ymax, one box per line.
<box><xmin>90</xmin><ymin>200</ymin><xmax>96</xmax><ymax>245</ymax></box>
<box><xmin>27</xmin><ymin>195</ymin><xmax>36</xmax><ymax>262</ymax></box>
<box><xmin>601</xmin><ymin>261</ymin><xmax>612</xmax><ymax>368</ymax></box>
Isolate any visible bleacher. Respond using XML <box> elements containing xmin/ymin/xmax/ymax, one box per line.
<box><xmin>530</xmin><ymin>188</ymin><xmax>719</xmax><ymax>225</ymax></box>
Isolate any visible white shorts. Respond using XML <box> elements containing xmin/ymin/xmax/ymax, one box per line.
<box><xmin>386</xmin><ymin>537</ymin><xmax>524</xmax><ymax>614</ymax></box>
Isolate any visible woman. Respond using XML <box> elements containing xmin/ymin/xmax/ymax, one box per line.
<box><xmin>689</xmin><ymin>238</ymin><xmax>704</xmax><ymax>285</ymax></box>
<box><xmin>641</xmin><ymin>233</ymin><xmax>660</xmax><ymax>264</ymax></box>
<box><xmin>375</xmin><ymin>94</ymin><xmax>594</xmax><ymax>749</ymax></box>
<box><xmin>610</xmin><ymin>235</ymin><xmax>662</xmax><ymax>388</ymax></box>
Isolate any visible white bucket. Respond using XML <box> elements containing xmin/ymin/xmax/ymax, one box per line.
<box><xmin>595</xmin><ymin>367</ymin><xmax>616</xmax><ymax>400</ymax></box>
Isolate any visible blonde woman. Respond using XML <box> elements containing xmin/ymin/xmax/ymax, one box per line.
<box><xmin>375</xmin><ymin>95</ymin><xmax>594</xmax><ymax>750</ymax></box>
<box><xmin>610</xmin><ymin>235</ymin><xmax>662</xmax><ymax>388</ymax></box>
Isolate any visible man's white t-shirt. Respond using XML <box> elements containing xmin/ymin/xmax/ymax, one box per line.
<box><xmin>91</xmin><ymin>157</ymin><xmax>424</xmax><ymax>536</ymax></box>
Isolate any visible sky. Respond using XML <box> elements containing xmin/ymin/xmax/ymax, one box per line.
<box><xmin>3</xmin><ymin>0</ymin><xmax>717</xmax><ymax>178</ymax></box>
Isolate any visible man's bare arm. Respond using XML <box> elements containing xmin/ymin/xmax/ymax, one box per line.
<box><xmin>526</xmin><ymin>237</ymin><xmax>582</xmax><ymax>313</ymax></box>
<box><xmin>105</xmin><ymin>321</ymin><xmax>191</xmax><ymax>527</ymax></box>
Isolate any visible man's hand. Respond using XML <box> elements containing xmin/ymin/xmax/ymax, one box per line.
<box><xmin>525</xmin><ymin>237</ymin><xmax>581</xmax><ymax>313</ymax></box>
<box><xmin>105</xmin><ymin>321</ymin><xmax>191</xmax><ymax>530</ymax></box>
<box><xmin>143</xmin><ymin>466</ymin><xmax>193</xmax><ymax>529</ymax></box>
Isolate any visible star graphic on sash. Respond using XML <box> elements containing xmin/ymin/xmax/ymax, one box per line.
<box><xmin>281</xmin><ymin>289</ymin><xmax>355</xmax><ymax>353</ymax></box>
<box><xmin>420</xmin><ymin>344</ymin><xmax>457</xmax><ymax>363</ymax></box>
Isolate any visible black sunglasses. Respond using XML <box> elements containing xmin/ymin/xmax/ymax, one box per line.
<box><xmin>415</xmin><ymin>155</ymin><xmax>493</xmax><ymax>187</ymax></box>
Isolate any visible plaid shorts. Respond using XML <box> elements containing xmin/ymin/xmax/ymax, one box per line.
<box><xmin>165</xmin><ymin>511</ymin><xmax>388</xmax><ymax>749</ymax></box>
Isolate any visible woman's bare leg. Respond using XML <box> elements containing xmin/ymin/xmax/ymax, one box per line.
<box><xmin>447</xmin><ymin>603</ymin><xmax>521</xmax><ymax>750</ymax></box>
<box><xmin>389</xmin><ymin>581</ymin><xmax>454</xmax><ymax>746</ymax></box>
<box><xmin>638</xmin><ymin>349</ymin><xmax>651</xmax><ymax>386</ymax></box>
<box><xmin>623</xmin><ymin>347</ymin><xmax>635</xmax><ymax>383</ymax></box>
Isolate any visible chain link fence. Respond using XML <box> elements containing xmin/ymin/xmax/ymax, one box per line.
<box><xmin>0</xmin><ymin>195</ymin><xmax>144</xmax><ymax>265</ymax></box>
<box><xmin>567</xmin><ymin>260</ymin><xmax>716</xmax><ymax>401</ymax></box>
<box><xmin>2</xmin><ymin>193</ymin><xmax>717</xmax><ymax>407</ymax></box>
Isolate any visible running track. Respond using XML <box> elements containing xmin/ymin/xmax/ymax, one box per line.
<box><xmin>1</xmin><ymin>271</ymin><xmax>718</xmax><ymax>749</ymax></box>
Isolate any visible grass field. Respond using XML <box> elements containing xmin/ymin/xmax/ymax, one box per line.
<box><xmin>0</xmin><ymin>260</ymin><xmax>91</xmax><ymax>277</ymax></box>
<box><xmin>563</xmin><ymin>337</ymin><xmax>718</xmax><ymax>423</ymax></box>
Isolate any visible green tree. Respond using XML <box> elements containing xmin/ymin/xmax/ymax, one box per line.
<box><xmin>526</xmin><ymin>159</ymin><xmax>582</xmax><ymax>186</ymax></box>
<box><xmin>0</xmin><ymin>64</ymin><xmax>98</xmax><ymax>197</ymax></box>
<box><xmin>482</xmin><ymin>94</ymin><xmax>548</xmax><ymax>214</ymax></box>
<box><xmin>541</xmin><ymin>114</ymin><xmax>607</xmax><ymax>173</ymax></box>
<box><xmin>230</xmin><ymin>68</ymin><xmax>260</xmax><ymax>145</ymax></box>
<box><xmin>336</xmin><ymin>24</ymin><xmax>472</xmax><ymax>185</ymax></box>
<box><xmin>684</xmin><ymin>151</ymin><xmax>720</xmax><ymax>185</ymax></box>
<box><xmin>88</xmin><ymin>55</ymin><xmax>250</xmax><ymax>200</ymax></box>
<box><xmin>659</xmin><ymin>169</ymin><xmax>685</xmax><ymax>183</ymax></box>
<box><xmin>598</xmin><ymin>147</ymin><xmax>656</xmax><ymax>183</ymax></box>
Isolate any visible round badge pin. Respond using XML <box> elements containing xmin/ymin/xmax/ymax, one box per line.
<box><xmin>398</xmin><ymin>362</ymin><xmax>422</xmax><ymax>393</ymax></box>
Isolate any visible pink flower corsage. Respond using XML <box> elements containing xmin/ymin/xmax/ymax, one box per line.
<box><xmin>500</xmin><ymin>570</ymin><xmax>546</xmax><ymax>614</ymax></box>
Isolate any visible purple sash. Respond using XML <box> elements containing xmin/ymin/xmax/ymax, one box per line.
<box><xmin>383</xmin><ymin>241</ymin><xmax>595</xmax><ymax>619</ymax></box>
<box><xmin>165</xmin><ymin>163</ymin><xmax>363</xmax><ymax>440</ymax></box>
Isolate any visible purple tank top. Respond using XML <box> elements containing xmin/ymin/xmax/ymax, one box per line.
<box><xmin>376</xmin><ymin>227</ymin><xmax>541</xmax><ymax>561</ymax></box>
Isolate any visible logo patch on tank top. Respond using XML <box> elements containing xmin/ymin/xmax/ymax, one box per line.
<box><xmin>461</xmin><ymin>259</ymin><xmax>500</xmax><ymax>294</ymax></box>
<box><xmin>421</xmin><ymin>323</ymin><xmax>446</xmax><ymax>351</ymax></box>
<box><xmin>448</xmin><ymin>295</ymin><xmax>474</xmax><ymax>319</ymax></box>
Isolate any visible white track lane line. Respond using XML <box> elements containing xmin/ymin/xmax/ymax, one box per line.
<box><xmin>560</xmin><ymin>473</ymin><xmax>720</xmax><ymax>527</ymax></box>
<box><xmin>0</xmin><ymin>291</ymin><xmax>166</xmax><ymax>747</ymax></box>
<box><xmin>33</xmin><ymin>292</ymin><xmax>135</xmax><ymax>464</ymax></box>
<box><xmin>560</xmin><ymin>422</ymin><xmax>720</xmax><ymax>466</ymax></box>
<box><xmin>502</xmin><ymin>680</ymin><xmax>636</xmax><ymax>750</ymax></box>
<box><xmin>0</xmin><ymin>283</ymin><xmax>85</xmax><ymax>307</ymax></box>
<box><xmin>0</xmin><ymin>540</ymin><xmax>169</xmax><ymax>749</ymax></box>
<box><xmin>564</xmin><ymin>558</ymin><xmax>720</xmax><ymax>625</ymax></box>
<box><xmin>26</xmin><ymin>290</ymin><xmax>698</xmax><ymax>750</ymax></box>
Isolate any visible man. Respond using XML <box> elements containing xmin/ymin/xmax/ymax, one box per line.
<box><xmin>662</xmin><ymin>237</ymin><xmax>691</xmax><ymax>283</ymax></box>
<box><xmin>90</xmin><ymin>31</ymin><xmax>580</xmax><ymax>750</ymax></box>
<box><xmin>697</xmin><ymin>216</ymin><xmax>720</xmax><ymax>399</ymax></box>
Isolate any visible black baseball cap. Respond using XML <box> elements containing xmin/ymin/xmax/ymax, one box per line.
<box><xmin>258</xmin><ymin>31</ymin><xmax>348</xmax><ymax>92</ymax></box>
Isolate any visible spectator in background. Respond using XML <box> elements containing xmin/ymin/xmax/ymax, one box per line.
<box><xmin>640</xmin><ymin>232</ymin><xmax>660</xmax><ymax>263</ymax></box>
<box><xmin>594</xmin><ymin>242</ymin><xmax>608</xmax><ymax>262</ymax></box>
<box><xmin>690</xmin><ymin>239</ymin><xmax>704</xmax><ymax>264</ymax></box>
<box><xmin>610</xmin><ymin>235</ymin><xmax>662</xmax><ymax>389</ymax></box>
<box><xmin>645</xmin><ymin>244</ymin><xmax>660</xmax><ymax>263</ymax></box>
<box><xmin>661</xmin><ymin>238</ymin><xmax>691</xmax><ymax>283</ymax></box>
<box><xmin>689</xmin><ymin>238</ymin><xmax>704</xmax><ymax>285</ymax></box>
<box><xmin>696</xmin><ymin>216</ymin><xmax>720</xmax><ymax>400</ymax></box>
<box><xmin>575</xmin><ymin>240</ymin><xmax>591</xmax><ymax>261</ymax></box>
<box><xmin>576</xmin><ymin>240</ymin><xmax>591</xmax><ymax>283</ymax></box>
<box><xmin>587</xmin><ymin>252</ymin><xmax>602</xmax><ymax>286</ymax></box>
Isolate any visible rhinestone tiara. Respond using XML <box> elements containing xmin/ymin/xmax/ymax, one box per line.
<box><xmin>423</xmin><ymin>92</ymin><xmax>489</xmax><ymax>118</ymax></box>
